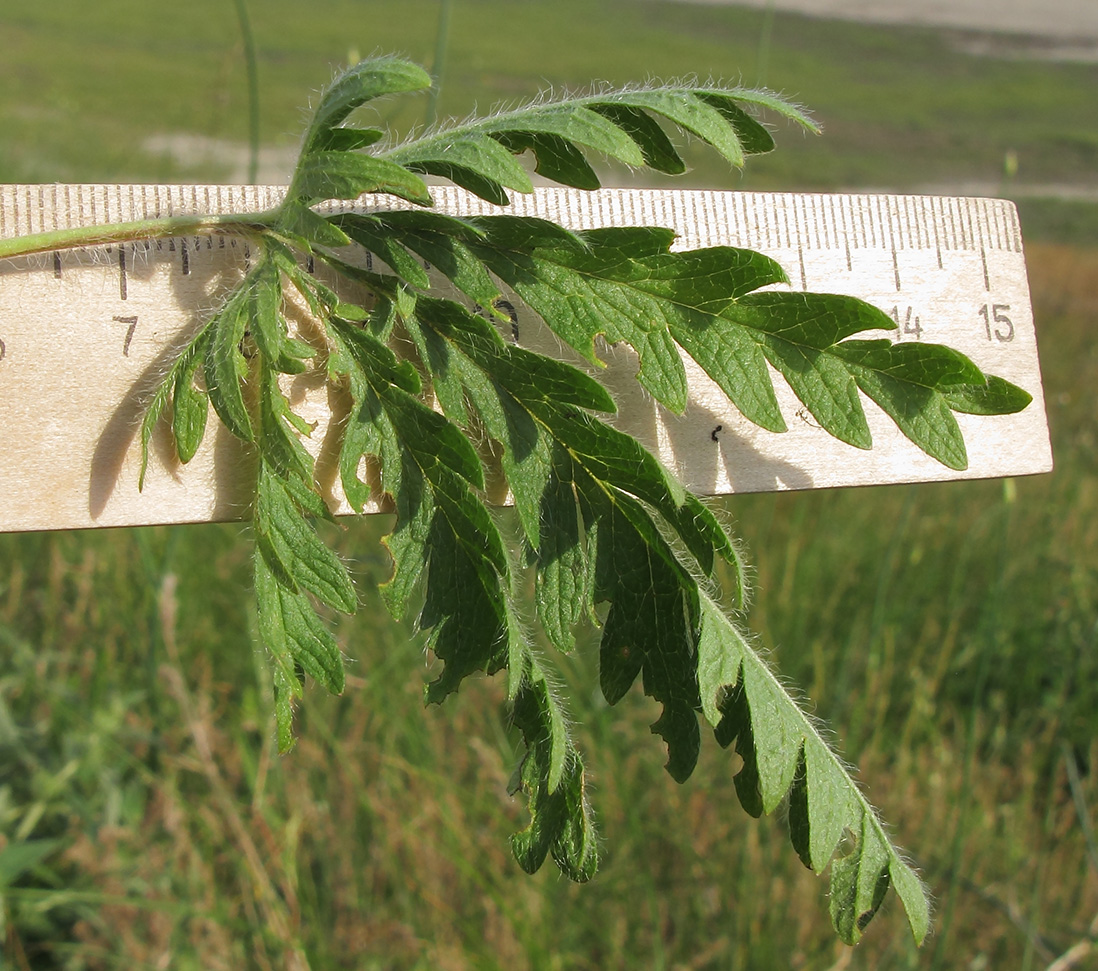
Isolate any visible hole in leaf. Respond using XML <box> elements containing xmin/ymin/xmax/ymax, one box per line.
<box><xmin>836</xmin><ymin>825</ymin><xmax>858</xmax><ymax>859</ymax></box>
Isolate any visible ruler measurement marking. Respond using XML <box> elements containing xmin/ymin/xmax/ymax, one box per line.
<box><xmin>1010</xmin><ymin>203</ymin><xmax>1023</xmax><ymax>252</ymax></box>
<box><xmin>881</xmin><ymin>197</ymin><xmax>901</xmax><ymax>291</ymax></box>
<box><xmin>796</xmin><ymin>196</ymin><xmax>809</xmax><ymax>287</ymax></box>
<box><xmin>988</xmin><ymin>200</ymin><xmax>1001</xmax><ymax>252</ymax></box>
<box><xmin>1002</xmin><ymin>202</ymin><xmax>1014</xmax><ymax>252</ymax></box>
<box><xmin>943</xmin><ymin>197</ymin><xmax>956</xmax><ymax>251</ymax></box>
<box><xmin>931</xmin><ymin>197</ymin><xmax>944</xmax><ymax>269</ymax></box>
<box><xmin>835</xmin><ymin>196</ymin><xmax>853</xmax><ymax>269</ymax></box>
<box><xmin>750</xmin><ymin>192</ymin><xmax>763</xmax><ymax>249</ymax></box>
<box><xmin>905</xmin><ymin>195</ymin><xmax>919</xmax><ymax>251</ymax></box>
<box><xmin>964</xmin><ymin>198</ymin><xmax>978</xmax><ymax>251</ymax></box>
<box><xmin>975</xmin><ymin>198</ymin><xmax>989</xmax><ymax>259</ymax></box>
<box><xmin>0</xmin><ymin>185</ymin><xmax>1048</xmax><ymax>530</ymax></box>
<box><xmin>701</xmin><ymin>193</ymin><xmax>717</xmax><ymax>253</ymax></box>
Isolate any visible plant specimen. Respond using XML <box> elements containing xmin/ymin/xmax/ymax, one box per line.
<box><xmin>0</xmin><ymin>55</ymin><xmax>1032</xmax><ymax>944</ymax></box>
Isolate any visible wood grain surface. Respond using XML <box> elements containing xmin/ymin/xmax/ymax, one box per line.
<box><xmin>0</xmin><ymin>184</ymin><xmax>1052</xmax><ymax>532</ymax></box>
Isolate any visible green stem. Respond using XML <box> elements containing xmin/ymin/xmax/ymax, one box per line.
<box><xmin>756</xmin><ymin>0</ymin><xmax>777</xmax><ymax>87</ymax></box>
<box><xmin>0</xmin><ymin>210</ymin><xmax>274</xmax><ymax>261</ymax></box>
<box><xmin>424</xmin><ymin>0</ymin><xmax>454</xmax><ymax>128</ymax></box>
<box><xmin>232</xmin><ymin>0</ymin><xmax>262</xmax><ymax>184</ymax></box>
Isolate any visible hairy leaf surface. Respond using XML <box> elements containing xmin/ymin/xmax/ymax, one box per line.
<box><xmin>130</xmin><ymin>54</ymin><xmax>1034</xmax><ymax>944</ymax></box>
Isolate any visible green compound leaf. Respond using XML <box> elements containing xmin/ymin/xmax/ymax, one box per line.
<box><xmin>245</xmin><ymin>252</ymin><xmax>285</xmax><ymax>360</ymax></box>
<box><xmin>170</xmin><ymin>328</ymin><xmax>214</xmax><ymax>465</ymax></box>
<box><xmin>140</xmin><ymin>325</ymin><xmax>215</xmax><ymax>487</ymax></box>
<box><xmin>128</xmin><ymin>56</ymin><xmax>1034</xmax><ymax>946</ymax></box>
<box><xmin>466</xmin><ymin>217</ymin><xmax>790</xmax><ymax>415</ymax></box>
<box><xmin>203</xmin><ymin>284</ymin><xmax>254</xmax><ymax>442</ymax></box>
<box><xmin>293</xmin><ymin>151</ymin><xmax>432</xmax><ymax>207</ymax></box>
<box><xmin>255</xmin><ymin>551</ymin><xmax>346</xmax><ymax>754</ymax></box>
<box><xmin>509</xmin><ymin>652</ymin><xmax>598</xmax><ymax>881</ymax></box>
<box><xmin>254</xmin><ymin>462</ymin><xmax>356</xmax><ymax>614</ymax></box>
<box><xmin>171</xmin><ymin>356</ymin><xmax>209</xmax><ymax>465</ymax></box>
<box><xmin>387</xmin><ymin>131</ymin><xmax>535</xmax><ymax>206</ymax></box>
<box><xmin>532</xmin><ymin>453</ymin><xmax>596</xmax><ymax>653</ymax></box>
<box><xmin>589</xmin><ymin>484</ymin><xmax>704</xmax><ymax>783</ymax></box>
<box><xmin>327</xmin><ymin>316</ymin><xmax>519</xmax><ymax>703</ymax></box>
<box><xmin>383</xmin><ymin>81</ymin><xmax>816</xmax><ymax>205</ymax></box>
<box><xmin>700</xmin><ymin>595</ymin><xmax>931</xmax><ymax>945</ymax></box>
<box><xmin>313</xmin><ymin>126</ymin><xmax>385</xmax><ymax>153</ymax></box>
<box><xmin>943</xmin><ymin>373</ymin><xmax>1033</xmax><ymax>415</ymax></box>
<box><xmin>301</xmin><ymin>55</ymin><xmax>432</xmax><ymax>157</ymax></box>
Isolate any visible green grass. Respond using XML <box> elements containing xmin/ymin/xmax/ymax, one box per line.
<box><xmin>2</xmin><ymin>1</ymin><xmax>1094</xmax><ymax>242</ymax></box>
<box><xmin>2</xmin><ymin>2</ymin><xmax>1098</xmax><ymax>968</ymax></box>
<box><xmin>2</xmin><ymin>0</ymin><xmax>1097</xmax><ymax>191</ymax></box>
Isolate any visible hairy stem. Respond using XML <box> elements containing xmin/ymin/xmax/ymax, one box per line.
<box><xmin>0</xmin><ymin>210</ymin><xmax>275</xmax><ymax>261</ymax></box>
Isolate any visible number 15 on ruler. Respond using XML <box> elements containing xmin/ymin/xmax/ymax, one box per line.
<box><xmin>980</xmin><ymin>303</ymin><xmax>1015</xmax><ymax>343</ymax></box>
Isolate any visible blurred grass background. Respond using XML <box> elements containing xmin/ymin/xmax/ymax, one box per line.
<box><xmin>1</xmin><ymin>1</ymin><xmax>1096</xmax><ymax>968</ymax></box>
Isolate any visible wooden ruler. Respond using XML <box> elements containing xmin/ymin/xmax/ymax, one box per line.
<box><xmin>0</xmin><ymin>184</ymin><xmax>1051</xmax><ymax>533</ymax></box>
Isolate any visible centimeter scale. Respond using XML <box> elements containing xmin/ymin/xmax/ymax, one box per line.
<box><xmin>0</xmin><ymin>184</ymin><xmax>1052</xmax><ymax>532</ymax></box>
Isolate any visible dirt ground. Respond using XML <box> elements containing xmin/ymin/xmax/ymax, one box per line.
<box><xmin>670</xmin><ymin>0</ymin><xmax>1098</xmax><ymax>41</ymax></box>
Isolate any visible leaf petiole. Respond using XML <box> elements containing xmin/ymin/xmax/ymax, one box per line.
<box><xmin>0</xmin><ymin>210</ymin><xmax>276</xmax><ymax>262</ymax></box>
